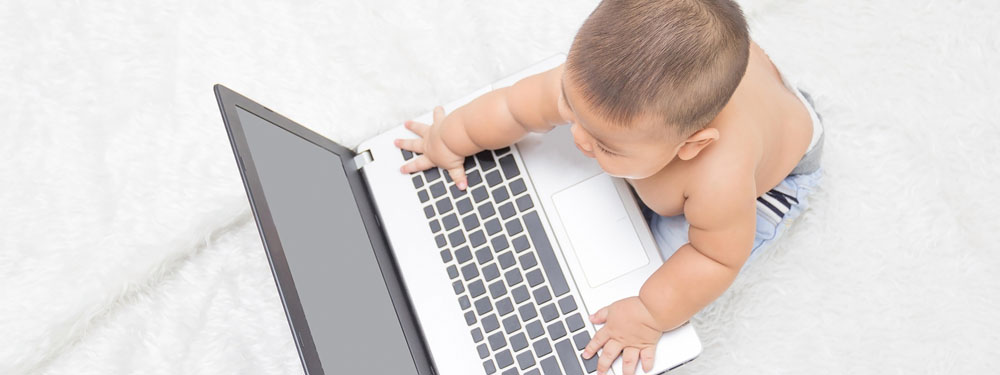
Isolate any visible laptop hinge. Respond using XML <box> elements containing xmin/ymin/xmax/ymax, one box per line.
<box><xmin>353</xmin><ymin>149</ymin><xmax>373</xmax><ymax>170</ymax></box>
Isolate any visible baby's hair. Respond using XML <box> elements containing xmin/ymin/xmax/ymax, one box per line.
<box><xmin>566</xmin><ymin>0</ymin><xmax>750</xmax><ymax>136</ymax></box>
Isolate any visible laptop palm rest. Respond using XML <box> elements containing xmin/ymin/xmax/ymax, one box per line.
<box><xmin>552</xmin><ymin>173</ymin><xmax>649</xmax><ymax>289</ymax></box>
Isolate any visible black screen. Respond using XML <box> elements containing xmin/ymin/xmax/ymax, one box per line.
<box><xmin>236</xmin><ymin>107</ymin><xmax>416</xmax><ymax>374</ymax></box>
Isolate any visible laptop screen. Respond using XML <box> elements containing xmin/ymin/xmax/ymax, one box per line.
<box><xmin>235</xmin><ymin>107</ymin><xmax>417</xmax><ymax>374</ymax></box>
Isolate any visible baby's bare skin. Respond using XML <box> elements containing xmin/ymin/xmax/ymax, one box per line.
<box><xmin>396</xmin><ymin>41</ymin><xmax>812</xmax><ymax>374</ymax></box>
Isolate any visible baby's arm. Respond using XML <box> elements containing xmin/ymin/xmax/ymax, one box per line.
<box><xmin>583</xmin><ymin>169</ymin><xmax>757</xmax><ymax>375</ymax></box>
<box><xmin>396</xmin><ymin>64</ymin><xmax>568</xmax><ymax>186</ymax></box>
<box><xmin>638</xmin><ymin>174</ymin><xmax>758</xmax><ymax>331</ymax></box>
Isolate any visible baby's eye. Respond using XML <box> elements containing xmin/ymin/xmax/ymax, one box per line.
<box><xmin>596</xmin><ymin>143</ymin><xmax>619</xmax><ymax>156</ymax></box>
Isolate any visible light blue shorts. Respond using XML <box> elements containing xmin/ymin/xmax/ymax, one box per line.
<box><xmin>643</xmin><ymin>168</ymin><xmax>823</xmax><ymax>271</ymax></box>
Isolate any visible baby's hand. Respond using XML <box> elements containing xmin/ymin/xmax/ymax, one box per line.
<box><xmin>395</xmin><ymin>106</ymin><xmax>469</xmax><ymax>189</ymax></box>
<box><xmin>583</xmin><ymin>297</ymin><xmax>663</xmax><ymax>375</ymax></box>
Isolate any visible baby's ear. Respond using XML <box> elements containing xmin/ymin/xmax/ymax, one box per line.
<box><xmin>676</xmin><ymin>128</ymin><xmax>720</xmax><ymax>161</ymax></box>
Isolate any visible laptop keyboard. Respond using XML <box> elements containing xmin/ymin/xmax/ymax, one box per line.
<box><xmin>403</xmin><ymin>147</ymin><xmax>597</xmax><ymax>375</ymax></box>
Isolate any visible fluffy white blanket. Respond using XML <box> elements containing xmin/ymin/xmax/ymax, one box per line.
<box><xmin>2</xmin><ymin>0</ymin><xmax>998</xmax><ymax>374</ymax></box>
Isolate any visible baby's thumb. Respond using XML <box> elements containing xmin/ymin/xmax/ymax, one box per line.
<box><xmin>447</xmin><ymin>167</ymin><xmax>468</xmax><ymax>190</ymax></box>
<box><xmin>590</xmin><ymin>307</ymin><xmax>609</xmax><ymax>324</ymax></box>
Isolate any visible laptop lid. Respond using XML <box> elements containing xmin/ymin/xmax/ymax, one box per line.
<box><xmin>214</xmin><ymin>85</ymin><xmax>433</xmax><ymax>375</ymax></box>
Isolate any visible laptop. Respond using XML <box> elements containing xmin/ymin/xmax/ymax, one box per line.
<box><xmin>215</xmin><ymin>55</ymin><xmax>701</xmax><ymax>375</ymax></box>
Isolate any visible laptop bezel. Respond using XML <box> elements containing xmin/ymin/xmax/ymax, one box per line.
<box><xmin>214</xmin><ymin>84</ymin><xmax>434</xmax><ymax>375</ymax></box>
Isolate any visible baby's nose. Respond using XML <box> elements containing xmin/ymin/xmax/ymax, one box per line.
<box><xmin>574</xmin><ymin>142</ymin><xmax>595</xmax><ymax>158</ymax></box>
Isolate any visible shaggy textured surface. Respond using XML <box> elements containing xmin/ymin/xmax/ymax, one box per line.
<box><xmin>2</xmin><ymin>0</ymin><xmax>998</xmax><ymax>374</ymax></box>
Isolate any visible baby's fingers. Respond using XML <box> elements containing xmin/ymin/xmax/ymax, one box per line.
<box><xmin>621</xmin><ymin>347</ymin><xmax>640</xmax><ymax>375</ymax></box>
<box><xmin>583</xmin><ymin>327</ymin><xmax>610</xmax><ymax>359</ymax></box>
<box><xmin>640</xmin><ymin>346</ymin><xmax>656</xmax><ymax>373</ymax></box>
<box><xmin>400</xmin><ymin>155</ymin><xmax>434</xmax><ymax>174</ymax></box>
<box><xmin>404</xmin><ymin>120</ymin><xmax>430</xmax><ymax>137</ymax></box>
<box><xmin>446</xmin><ymin>167</ymin><xmax>468</xmax><ymax>190</ymax></box>
<box><xmin>394</xmin><ymin>138</ymin><xmax>425</xmax><ymax>154</ymax></box>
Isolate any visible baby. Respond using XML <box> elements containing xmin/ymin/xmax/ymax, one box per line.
<box><xmin>396</xmin><ymin>0</ymin><xmax>823</xmax><ymax>374</ymax></box>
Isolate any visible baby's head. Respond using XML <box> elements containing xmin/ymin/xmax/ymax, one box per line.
<box><xmin>561</xmin><ymin>0</ymin><xmax>749</xmax><ymax>179</ymax></box>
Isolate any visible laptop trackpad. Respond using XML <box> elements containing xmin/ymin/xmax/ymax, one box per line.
<box><xmin>552</xmin><ymin>173</ymin><xmax>649</xmax><ymax>288</ymax></box>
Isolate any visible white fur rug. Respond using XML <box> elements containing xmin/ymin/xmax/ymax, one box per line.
<box><xmin>2</xmin><ymin>1</ymin><xmax>998</xmax><ymax>374</ymax></box>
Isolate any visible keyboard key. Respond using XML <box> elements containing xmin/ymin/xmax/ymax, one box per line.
<box><xmin>476</xmin><ymin>150</ymin><xmax>497</xmax><ymax>171</ymax></box>
<box><xmin>555</xmin><ymin>339</ymin><xmax>584</xmax><ymax>375</ymax></box>
<box><xmin>504</xmin><ymin>268</ymin><xmax>522</xmax><ymax>286</ymax></box>
<box><xmin>436</xmin><ymin>198</ymin><xmax>453</xmax><ymax>215</ymax></box>
<box><xmin>502</xmin><ymin>314</ymin><xmax>521</xmax><ymax>334</ymax></box>
<box><xmin>496</xmin><ymin>297</ymin><xmax>514</xmax><ymax>316</ymax></box>
<box><xmin>485</xmin><ymin>218</ymin><xmax>502</xmax><ymax>235</ymax></box>
<box><xmin>479</xmin><ymin>203</ymin><xmax>496</xmax><ymax>219</ymax></box>
<box><xmin>502</xmin><ymin>367</ymin><xmax>518</xmax><ymax>375</ymax></box>
<box><xmin>516</xmin><ymin>350</ymin><xmax>535</xmax><ymax>370</ymax></box>
<box><xmin>532</xmin><ymin>338</ymin><xmax>552</xmax><ymax>357</ymax></box>
<box><xmin>540</xmin><ymin>303</ymin><xmax>558</xmax><ymax>322</ymax></box>
<box><xmin>444</xmin><ymin>171</ymin><xmax>452</xmax><ymax>183</ymax></box>
<box><xmin>519</xmin><ymin>253</ymin><xmax>538</xmax><ymax>270</ymax></box>
<box><xmin>518</xmin><ymin>302</ymin><xmax>537</xmax><ymax>322</ymax></box>
<box><xmin>534</xmin><ymin>287</ymin><xmax>552</xmax><ymax>305</ymax></box>
<box><xmin>460</xmin><ymin>295</ymin><xmax>471</xmax><ymax>310</ymax></box>
<box><xmin>566</xmin><ymin>313</ymin><xmax>585</xmax><ymax>332</ymax></box>
<box><xmin>505</xmin><ymin>218</ymin><xmax>523</xmax><ymax>236</ymax></box>
<box><xmin>499</xmin><ymin>154</ymin><xmax>520</xmax><ymax>179</ymax></box>
<box><xmin>457</xmin><ymin>197</ymin><xmax>474</xmax><ymax>214</ymax></box>
<box><xmin>525</xmin><ymin>369</ymin><xmax>540</xmax><ymax>375</ymax></box>
<box><xmin>512</xmin><ymin>235</ymin><xmax>529</xmax><ymax>252</ymax></box>
<box><xmin>424</xmin><ymin>167</ymin><xmax>441</xmax><ymax>182</ymax></box>
<box><xmin>471</xmin><ymin>327</ymin><xmax>483</xmax><ymax>342</ymax></box>
<box><xmin>472</xmin><ymin>186</ymin><xmax>489</xmax><ymax>203</ymax></box>
<box><xmin>452</xmin><ymin>280</ymin><xmax>464</xmax><ymax>294</ymax></box>
<box><xmin>583</xmin><ymin>354</ymin><xmax>598</xmax><ymax>373</ymax></box>
<box><xmin>455</xmin><ymin>246</ymin><xmax>472</xmax><ymax>263</ymax></box>
<box><xmin>448</xmin><ymin>229</ymin><xmax>466</xmax><ymax>247</ymax></box>
<box><xmin>429</xmin><ymin>181</ymin><xmax>446</xmax><ymax>198</ymax></box>
<box><xmin>510</xmin><ymin>332</ymin><xmax>529</xmax><ymax>352</ymax></box>
<box><xmin>442</xmin><ymin>213</ymin><xmax>459</xmax><ymax>230</ymax></box>
<box><xmin>461</xmin><ymin>262</ymin><xmax>479</xmax><ymax>281</ymax></box>
<box><xmin>516</xmin><ymin>195</ymin><xmax>533</xmax><ymax>212</ymax></box>
<box><xmin>417</xmin><ymin>190</ymin><xmax>429</xmax><ymax>203</ymax></box>
<box><xmin>495</xmin><ymin>146</ymin><xmax>511</xmax><ymax>155</ymax></box>
<box><xmin>467</xmin><ymin>170</ymin><xmax>483</xmax><ymax>186</ymax></box>
<box><xmin>512</xmin><ymin>285</ymin><xmax>530</xmax><ymax>304</ymax></box>
<box><xmin>524</xmin><ymin>212</ymin><xmax>570</xmax><ymax>296</ymax></box>
<box><xmin>424</xmin><ymin>205</ymin><xmax>435</xmax><ymax>219</ymax></box>
<box><xmin>449</xmin><ymin>184</ymin><xmax>466</xmax><ymax>198</ymax></box>
<box><xmin>464</xmin><ymin>156</ymin><xmax>477</xmax><ymax>171</ymax></box>
<box><xmin>401</xmin><ymin>149</ymin><xmax>414</xmax><ymax>160</ymax></box>
<box><xmin>476</xmin><ymin>247</ymin><xmax>494</xmax><ymax>265</ymax></box>
<box><xmin>492</xmin><ymin>186</ymin><xmax>510</xmax><ymax>203</ymax></box>
<box><xmin>482</xmin><ymin>314</ymin><xmax>500</xmax><ymax>333</ymax></box>
<box><xmin>485</xmin><ymin>170</ymin><xmax>502</xmax><ymax>187</ymax></box>
<box><xmin>547</xmin><ymin>321</ymin><xmax>567</xmax><ymax>340</ymax></box>
<box><xmin>508</xmin><ymin>178</ymin><xmax>526</xmax><ymax>196</ymax></box>
<box><xmin>430</xmin><ymin>219</ymin><xmax>441</xmax><ymax>234</ymax></box>
<box><xmin>499</xmin><ymin>202</ymin><xmax>516</xmax><ymax>219</ymax></box>
<box><xmin>465</xmin><ymin>311</ymin><xmax>476</xmax><ymax>325</ymax></box>
<box><xmin>435</xmin><ymin>234</ymin><xmax>447</xmax><ymax>248</ymax></box>
<box><xmin>558</xmin><ymin>296</ymin><xmax>578</xmax><ymax>315</ymax></box>
<box><xmin>496</xmin><ymin>349</ymin><xmax>514</xmax><ymax>369</ymax></box>
<box><xmin>572</xmin><ymin>331</ymin><xmax>590</xmax><ymax>350</ymax></box>
<box><xmin>412</xmin><ymin>175</ymin><xmax>424</xmax><ymax>189</ymax></box>
<box><xmin>469</xmin><ymin>280</ymin><xmax>486</xmax><ymax>298</ymax></box>
<box><xmin>498</xmin><ymin>251</ymin><xmax>516</xmax><ymax>270</ymax></box>
<box><xmin>539</xmin><ymin>356</ymin><xmax>559</xmax><ymax>375</ymax></box>
<box><xmin>489</xmin><ymin>331</ymin><xmax>507</xmax><ymax>351</ymax></box>
<box><xmin>484</xmin><ymin>263</ymin><xmax>501</xmax><ymax>282</ymax></box>
<box><xmin>488</xmin><ymin>279</ymin><xmax>506</xmax><ymax>298</ymax></box>
<box><xmin>478</xmin><ymin>343</ymin><xmax>490</xmax><ymax>358</ymax></box>
<box><xmin>491</xmin><ymin>234</ymin><xmax>510</xmax><ymax>252</ymax></box>
<box><xmin>447</xmin><ymin>265</ymin><xmax>458</xmax><ymax>279</ymax></box>
<box><xmin>463</xmin><ymin>214</ymin><xmax>480</xmax><ymax>231</ymax></box>
<box><xmin>483</xmin><ymin>359</ymin><xmax>496</xmax><ymax>375</ymax></box>
<box><xmin>525</xmin><ymin>268</ymin><xmax>544</xmax><ymax>287</ymax></box>
<box><xmin>470</xmin><ymin>230</ymin><xmax>487</xmax><ymax>247</ymax></box>
<box><xmin>526</xmin><ymin>320</ymin><xmax>545</xmax><ymax>339</ymax></box>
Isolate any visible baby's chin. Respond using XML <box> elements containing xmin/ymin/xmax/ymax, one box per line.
<box><xmin>604</xmin><ymin>170</ymin><xmax>654</xmax><ymax>180</ymax></box>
